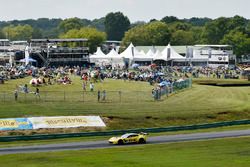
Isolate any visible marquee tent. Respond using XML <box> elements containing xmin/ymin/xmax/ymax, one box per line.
<box><xmin>161</xmin><ymin>44</ymin><xmax>185</xmax><ymax>61</ymax></box>
<box><xmin>119</xmin><ymin>43</ymin><xmax>137</xmax><ymax>59</ymax></box>
<box><xmin>90</xmin><ymin>47</ymin><xmax>106</xmax><ymax>58</ymax></box>
<box><xmin>89</xmin><ymin>47</ymin><xmax>110</xmax><ymax>65</ymax></box>
<box><xmin>120</xmin><ymin>43</ymin><xmax>153</xmax><ymax>64</ymax></box>
<box><xmin>106</xmin><ymin>48</ymin><xmax>120</xmax><ymax>58</ymax></box>
<box><xmin>153</xmin><ymin>50</ymin><xmax>167</xmax><ymax>61</ymax></box>
<box><xmin>133</xmin><ymin>49</ymin><xmax>153</xmax><ymax>62</ymax></box>
<box><xmin>146</xmin><ymin>49</ymin><xmax>155</xmax><ymax>58</ymax></box>
<box><xmin>105</xmin><ymin>49</ymin><xmax>125</xmax><ymax>67</ymax></box>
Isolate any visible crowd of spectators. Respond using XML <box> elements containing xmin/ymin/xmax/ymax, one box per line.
<box><xmin>0</xmin><ymin>65</ymin><xmax>30</xmax><ymax>84</ymax></box>
<box><xmin>0</xmin><ymin>64</ymin><xmax>249</xmax><ymax>102</ymax></box>
<box><xmin>0</xmin><ymin>64</ymin><xmax>247</xmax><ymax>85</ymax></box>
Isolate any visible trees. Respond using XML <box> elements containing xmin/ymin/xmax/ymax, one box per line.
<box><xmin>161</xmin><ymin>16</ymin><xmax>179</xmax><ymax>24</ymax></box>
<box><xmin>122</xmin><ymin>21</ymin><xmax>171</xmax><ymax>46</ymax></box>
<box><xmin>32</xmin><ymin>28</ymin><xmax>43</xmax><ymax>39</ymax></box>
<box><xmin>60</xmin><ymin>27</ymin><xmax>106</xmax><ymax>53</ymax></box>
<box><xmin>190</xmin><ymin>26</ymin><xmax>204</xmax><ymax>44</ymax></box>
<box><xmin>130</xmin><ymin>21</ymin><xmax>146</xmax><ymax>28</ymax></box>
<box><xmin>0</xmin><ymin>29</ymin><xmax>5</xmax><ymax>38</ymax></box>
<box><xmin>92</xmin><ymin>17</ymin><xmax>105</xmax><ymax>32</ymax></box>
<box><xmin>171</xmin><ymin>30</ymin><xmax>195</xmax><ymax>45</ymax></box>
<box><xmin>104</xmin><ymin>12</ymin><xmax>130</xmax><ymax>40</ymax></box>
<box><xmin>202</xmin><ymin>17</ymin><xmax>230</xmax><ymax>44</ymax></box>
<box><xmin>201</xmin><ymin>15</ymin><xmax>248</xmax><ymax>44</ymax></box>
<box><xmin>184</xmin><ymin>17</ymin><xmax>212</xmax><ymax>26</ymax></box>
<box><xmin>3</xmin><ymin>24</ymin><xmax>33</xmax><ymax>40</ymax></box>
<box><xmin>0</xmin><ymin>15</ymin><xmax>249</xmax><ymax>56</ymax></box>
<box><xmin>227</xmin><ymin>15</ymin><xmax>247</xmax><ymax>33</ymax></box>
<box><xmin>58</xmin><ymin>17</ymin><xmax>83</xmax><ymax>33</ymax></box>
<box><xmin>170</xmin><ymin>22</ymin><xmax>192</xmax><ymax>31</ymax></box>
<box><xmin>221</xmin><ymin>31</ymin><xmax>250</xmax><ymax>56</ymax></box>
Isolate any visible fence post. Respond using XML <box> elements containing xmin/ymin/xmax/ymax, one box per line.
<box><xmin>118</xmin><ymin>91</ymin><xmax>121</xmax><ymax>103</ymax></box>
<box><xmin>44</xmin><ymin>91</ymin><xmax>47</xmax><ymax>102</ymax></box>
<box><xmin>64</xmin><ymin>91</ymin><xmax>66</xmax><ymax>101</ymax></box>
<box><xmin>3</xmin><ymin>91</ymin><xmax>5</xmax><ymax>103</ymax></box>
<box><xmin>82</xmin><ymin>91</ymin><xmax>84</xmax><ymax>102</ymax></box>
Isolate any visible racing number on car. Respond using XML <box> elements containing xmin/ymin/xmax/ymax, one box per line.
<box><xmin>128</xmin><ymin>135</ymin><xmax>137</xmax><ymax>142</ymax></box>
<box><xmin>128</xmin><ymin>137</ymin><xmax>134</xmax><ymax>142</ymax></box>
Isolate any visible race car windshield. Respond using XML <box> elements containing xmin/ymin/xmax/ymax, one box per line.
<box><xmin>121</xmin><ymin>133</ymin><xmax>136</xmax><ymax>138</ymax></box>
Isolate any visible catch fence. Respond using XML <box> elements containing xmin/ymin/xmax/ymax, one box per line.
<box><xmin>153</xmin><ymin>78</ymin><xmax>192</xmax><ymax>100</ymax></box>
<box><xmin>0</xmin><ymin>79</ymin><xmax>192</xmax><ymax>103</ymax></box>
<box><xmin>0</xmin><ymin>90</ymin><xmax>153</xmax><ymax>103</ymax></box>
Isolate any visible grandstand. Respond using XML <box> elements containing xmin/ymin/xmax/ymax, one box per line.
<box><xmin>0</xmin><ymin>39</ymin><xmax>15</xmax><ymax>66</ymax></box>
<box><xmin>29</xmin><ymin>38</ymin><xmax>89</xmax><ymax>67</ymax></box>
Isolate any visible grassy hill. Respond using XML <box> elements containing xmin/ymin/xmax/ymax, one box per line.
<box><xmin>0</xmin><ymin>76</ymin><xmax>249</xmax><ymax>134</ymax></box>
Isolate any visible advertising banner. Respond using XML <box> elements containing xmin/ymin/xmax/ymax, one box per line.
<box><xmin>29</xmin><ymin>116</ymin><xmax>106</xmax><ymax>129</ymax></box>
<box><xmin>0</xmin><ymin>118</ymin><xmax>33</xmax><ymax>130</ymax></box>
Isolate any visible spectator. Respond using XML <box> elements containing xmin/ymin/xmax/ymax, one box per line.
<box><xmin>35</xmin><ymin>87</ymin><xmax>40</xmax><ymax>99</ymax></box>
<box><xmin>14</xmin><ymin>90</ymin><xmax>18</xmax><ymax>101</ymax></box>
<box><xmin>90</xmin><ymin>82</ymin><xmax>94</xmax><ymax>91</ymax></box>
<box><xmin>102</xmin><ymin>90</ymin><xmax>106</xmax><ymax>101</ymax></box>
<box><xmin>97</xmin><ymin>90</ymin><xmax>101</xmax><ymax>102</ymax></box>
<box><xmin>24</xmin><ymin>84</ymin><xmax>28</xmax><ymax>93</ymax></box>
<box><xmin>82</xmin><ymin>82</ymin><xmax>86</xmax><ymax>91</ymax></box>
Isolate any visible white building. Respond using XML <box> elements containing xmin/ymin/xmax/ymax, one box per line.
<box><xmin>190</xmin><ymin>45</ymin><xmax>233</xmax><ymax>67</ymax></box>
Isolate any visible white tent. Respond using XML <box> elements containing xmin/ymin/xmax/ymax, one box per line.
<box><xmin>153</xmin><ymin>50</ymin><xmax>167</xmax><ymax>61</ymax></box>
<box><xmin>89</xmin><ymin>47</ymin><xmax>109</xmax><ymax>65</ymax></box>
<box><xmin>120</xmin><ymin>43</ymin><xmax>153</xmax><ymax>64</ymax></box>
<box><xmin>161</xmin><ymin>44</ymin><xmax>185</xmax><ymax>60</ymax></box>
<box><xmin>133</xmin><ymin>49</ymin><xmax>153</xmax><ymax>62</ymax></box>
<box><xmin>119</xmin><ymin>43</ymin><xmax>138</xmax><ymax>59</ymax></box>
<box><xmin>105</xmin><ymin>49</ymin><xmax>125</xmax><ymax>67</ymax></box>
<box><xmin>106</xmin><ymin>48</ymin><xmax>120</xmax><ymax>58</ymax></box>
<box><xmin>139</xmin><ymin>50</ymin><xmax>146</xmax><ymax>55</ymax></box>
<box><xmin>146</xmin><ymin>49</ymin><xmax>155</xmax><ymax>58</ymax></box>
<box><xmin>90</xmin><ymin>47</ymin><xmax>106</xmax><ymax>58</ymax></box>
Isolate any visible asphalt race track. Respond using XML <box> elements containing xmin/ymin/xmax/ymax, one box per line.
<box><xmin>0</xmin><ymin>129</ymin><xmax>249</xmax><ymax>155</ymax></box>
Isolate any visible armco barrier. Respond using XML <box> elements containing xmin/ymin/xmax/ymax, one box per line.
<box><xmin>0</xmin><ymin>119</ymin><xmax>249</xmax><ymax>142</ymax></box>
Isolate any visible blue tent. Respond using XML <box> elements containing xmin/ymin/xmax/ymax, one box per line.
<box><xmin>158</xmin><ymin>81</ymin><xmax>171</xmax><ymax>87</ymax></box>
<box><xmin>132</xmin><ymin>63</ymin><xmax>139</xmax><ymax>68</ymax></box>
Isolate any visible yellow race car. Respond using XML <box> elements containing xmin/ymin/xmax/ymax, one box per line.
<box><xmin>108</xmin><ymin>132</ymin><xmax>148</xmax><ymax>145</ymax></box>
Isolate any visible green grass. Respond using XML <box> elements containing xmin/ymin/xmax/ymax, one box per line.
<box><xmin>0</xmin><ymin>77</ymin><xmax>249</xmax><ymax>166</ymax></box>
<box><xmin>0</xmin><ymin>137</ymin><xmax>249</xmax><ymax>167</ymax></box>
<box><xmin>0</xmin><ymin>76</ymin><xmax>250</xmax><ymax>132</ymax></box>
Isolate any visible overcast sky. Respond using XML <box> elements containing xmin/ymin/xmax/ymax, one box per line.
<box><xmin>0</xmin><ymin>0</ymin><xmax>249</xmax><ymax>22</ymax></box>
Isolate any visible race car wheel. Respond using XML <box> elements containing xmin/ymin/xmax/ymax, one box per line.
<box><xmin>138</xmin><ymin>138</ymin><xmax>146</xmax><ymax>144</ymax></box>
<box><xmin>118</xmin><ymin>140</ymin><xmax>124</xmax><ymax>145</ymax></box>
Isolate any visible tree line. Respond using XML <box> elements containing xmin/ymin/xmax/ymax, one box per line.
<box><xmin>0</xmin><ymin>12</ymin><xmax>250</xmax><ymax>56</ymax></box>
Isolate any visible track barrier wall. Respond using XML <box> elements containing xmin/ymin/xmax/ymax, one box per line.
<box><xmin>0</xmin><ymin>119</ymin><xmax>249</xmax><ymax>142</ymax></box>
